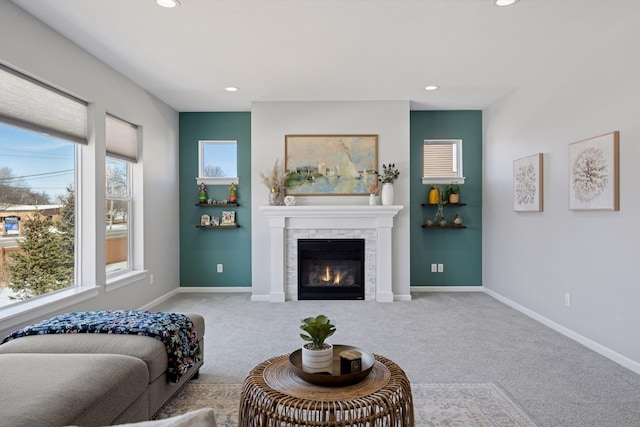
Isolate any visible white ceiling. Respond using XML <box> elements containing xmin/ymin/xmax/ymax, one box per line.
<box><xmin>11</xmin><ymin>0</ymin><xmax>640</xmax><ymax>112</ymax></box>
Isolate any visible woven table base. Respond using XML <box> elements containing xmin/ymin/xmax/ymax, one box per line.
<box><xmin>239</xmin><ymin>353</ymin><xmax>414</xmax><ymax>427</ymax></box>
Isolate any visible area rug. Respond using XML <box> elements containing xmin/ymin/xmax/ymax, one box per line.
<box><xmin>156</xmin><ymin>382</ymin><xmax>537</xmax><ymax>426</ymax></box>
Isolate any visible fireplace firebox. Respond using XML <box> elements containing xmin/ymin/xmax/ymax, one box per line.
<box><xmin>297</xmin><ymin>239</ymin><xmax>365</xmax><ymax>300</ymax></box>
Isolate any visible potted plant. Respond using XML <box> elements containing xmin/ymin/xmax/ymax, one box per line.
<box><xmin>300</xmin><ymin>314</ymin><xmax>336</xmax><ymax>374</ymax></box>
<box><xmin>368</xmin><ymin>181</ymin><xmax>380</xmax><ymax>205</ymax></box>
<box><xmin>446</xmin><ymin>183</ymin><xmax>460</xmax><ymax>204</ymax></box>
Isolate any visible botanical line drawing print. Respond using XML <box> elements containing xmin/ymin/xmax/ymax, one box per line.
<box><xmin>572</xmin><ymin>147</ymin><xmax>608</xmax><ymax>202</ymax></box>
<box><xmin>515</xmin><ymin>163</ymin><xmax>536</xmax><ymax>205</ymax></box>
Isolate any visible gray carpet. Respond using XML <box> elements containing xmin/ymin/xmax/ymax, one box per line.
<box><xmin>152</xmin><ymin>292</ymin><xmax>640</xmax><ymax>426</ymax></box>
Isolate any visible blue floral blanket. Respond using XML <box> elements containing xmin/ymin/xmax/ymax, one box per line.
<box><xmin>1</xmin><ymin>310</ymin><xmax>202</xmax><ymax>383</ymax></box>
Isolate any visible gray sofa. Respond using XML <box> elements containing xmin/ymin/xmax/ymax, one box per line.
<box><xmin>0</xmin><ymin>313</ymin><xmax>204</xmax><ymax>427</ymax></box>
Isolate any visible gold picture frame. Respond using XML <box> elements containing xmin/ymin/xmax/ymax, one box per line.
<box><xmin>285</xmin><ymin>135</ymin><xmax>378</xmax><ymax>196</ymax></box>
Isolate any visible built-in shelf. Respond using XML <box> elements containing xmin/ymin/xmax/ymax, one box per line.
<box><xmin>195</xmin><ymin>224</ymin><xmax>239</xmax><ymax>229</ymax></box>
<box><xmin>421</xmin><ymin>225</ymin><xmax>466</xmax><ymax>229</ymax></box>
<box><xmin>196</xmin><ymin>202</ymin><xmax>239</xmax><ymax>207</ymax></box>
<box><xmin>421</xmin><ymin>203</ymin><xmax>466</xmax><ymax>207</ymax></box>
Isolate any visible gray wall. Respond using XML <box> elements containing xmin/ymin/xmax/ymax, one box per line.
<box><xmin>0</xmin><ymin>2</ymin><xmax>180</xmax><ymax>336</ymax></box>
<box><xmin>250</xmin><ymin>101</ymin><xmax>411</xmax><ymax>301</ymax></box>
<box><xmin>483</xmin><ymin>8</ymin><xmax>640</xmax><ymax>372</ymax></box>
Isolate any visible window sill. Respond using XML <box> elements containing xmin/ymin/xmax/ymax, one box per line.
<box><xmin>0</xmin><ymin>286</ymin><xmax>99</xmax><ymax>331</ymax></box>
<box><xmin>106</xmin><ymin>270</ymin><xmax>148</xmax><ymax>293</ymax></box>
<box><xmin>196</xmin><ymin>177</ymin><xmax>239</xmax><ymax>186</ymax></box>
<box><xmin>422</xmin><ymin>177</ymin><xmax>466</xmax><ymax>185</ymax></box>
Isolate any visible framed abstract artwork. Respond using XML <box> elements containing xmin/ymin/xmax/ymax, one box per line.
<box><xmin>285</xmin><ymin>135</ymin><xmax>378</xmax><ymax>196</ymax></box>
<box><xmin>569</xmin><ymin>131</ymin><xmax>619</xmax><ymax>211</ymax></box>
<box><xmin>513</xmin><ymin>153</ymin><xmax>543</xmax><ymax>212</ymax></box>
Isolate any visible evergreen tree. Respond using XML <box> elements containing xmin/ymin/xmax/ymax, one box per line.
<box><xmin>7</xmin><ymin>191</ymin><xmax>75</xmax><ymax>300</ymax></box>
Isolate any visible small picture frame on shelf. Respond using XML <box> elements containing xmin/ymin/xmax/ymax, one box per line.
<box><xmin>211</xmin><ymin>216</ymin><xmax>220</xmax><ymax>227</ymax></box>
<box><xmin>221</xmin><ymin>211</ymin><xmax>235</xmax><ymax>225</ymax></box>
<box><xmin>200</xmin><ymin>213</ymin><xmax>211</xmax><ymax>226</ymax></box>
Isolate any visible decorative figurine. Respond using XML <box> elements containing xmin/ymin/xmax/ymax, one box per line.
<box><xmin>199</xmin><ymin>183</ymin><xmax>207</xmax><ymax>203</ymax></box>
<box><xmin>229</xmin><ymin>183</ymin><xmax>237</xmax><ymax>203</ymax></box>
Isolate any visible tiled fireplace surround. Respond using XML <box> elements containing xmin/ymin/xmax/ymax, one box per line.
<box><xmin>260</xmin><ymin>205</ymin><xmax>403</xmax><ymax>302</ymax></box>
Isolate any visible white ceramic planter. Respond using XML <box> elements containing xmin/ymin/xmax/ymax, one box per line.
<box><xmin>381</xmin><ymin>183</ymin><xmax>394</xmax><ymax>205</ymax></box>
<box><xmin>301</xmin><ymin>344</ymin><xmax>333</xmax><ymax>374</ymax></box>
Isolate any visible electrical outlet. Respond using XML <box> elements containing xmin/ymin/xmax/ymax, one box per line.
<box><xmin>431</xmin><ymin>264</ymin><xmax>437</xmax><ymax>272</ymax></box>
<box><xmin>217</xmin><ymin>264</ymin><xmax>223</xmax><ymax>273</ymax></box>
<box><xmin>564</xmin><ymin>293</ymin><xmax>571</xmax><ymax>307</ymax></box>
<box><xmin>437</xmin><ymin>264</ymin><xmax>444</xmax><ymax>273</ymax></box>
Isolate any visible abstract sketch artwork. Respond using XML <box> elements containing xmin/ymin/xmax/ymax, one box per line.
<box><xmin>285</xmin><ymin>135</ymin><xmax>378</xmax><ymax>196</ymax></box>
<box><xmin>569</xmin><ymin>131</ymin><xmax>619</xmax><ymax>211</ymax></box>
<box><xmin>513</xmin><ymin>153</ymin><xmax>543</xmax><ymax>212</ymax></box>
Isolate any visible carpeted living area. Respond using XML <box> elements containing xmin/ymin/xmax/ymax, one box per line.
<box><xmin>155</xmin><ymin>381</ymin><xmax>537</xmax><ymax>426</ymax></box>
<box><xmin>152</xmin><ymin>292</ymin><xmax>640</xmax><ymax>426</ymax></box>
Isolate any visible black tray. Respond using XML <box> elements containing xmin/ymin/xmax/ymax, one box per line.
<box><xmin>289</xmin><ymin>344</ymin><xmax>375</xmax><ymax>386</ymax></box>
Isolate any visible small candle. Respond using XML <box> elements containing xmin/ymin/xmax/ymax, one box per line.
<box><xmin>340</xmin><ymin>350</ymin><xmax>362</xmax><ymax>374</ymax></box>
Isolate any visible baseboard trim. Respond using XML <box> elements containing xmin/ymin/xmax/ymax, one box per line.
<box><xmin>411</xmin><ymin>286</ymin><xmax>484</xmax><ymax>292</ymax></box>
<box><xmin>138</xmin><ymin>288</ymin><xmax>181</xmax><ymax>310</ymax></box>
<box><xmin>483</xmin><ymin>288</ymin><xmax>640</xmax><ymax>376</ymax></box>
<box><xmin>179</xmin><ymin>286</ymin><xmax>251</xmax><ymax>294</ymax></box>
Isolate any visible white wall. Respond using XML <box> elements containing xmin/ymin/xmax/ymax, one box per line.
<box><xmin>483</xmin><ymin>8</ymin><xmax>640</xmax><ymax>371</ymax></box>
<box><xmin>251</xmin><ymin>101</ymin><xmax>411</xmax><ymax>301</ymax></box>
<box><xmin>0</xmin><ymin>2</ymin><xmax>180</xmax><ymax>335</ymax></box>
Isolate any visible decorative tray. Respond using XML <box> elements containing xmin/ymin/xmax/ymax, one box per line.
<box><xmin>289</xmin><ymin>344</ymin><xmax>375</xmax><ymax>386</ymax></box>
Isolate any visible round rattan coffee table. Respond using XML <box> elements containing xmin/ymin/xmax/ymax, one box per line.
<box><xmin>239</xmin><ymin>353</ymin><xmax>413</xmax><ymax>426</ymax></box>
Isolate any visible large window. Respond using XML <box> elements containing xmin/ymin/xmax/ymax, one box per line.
<box><xmin>0</xmin><ymin>123</ymin><xmax>76</xmax><ymax>308</ymax></box>
<box><xmin>0</xmin><ymin>63</ymin><xmax>84</xmax><ymax>310</ymax></box>
<box><xmin>105</xmin><ymin>114</ymin><xmax>137</xmax><ymax>278</ymax></box>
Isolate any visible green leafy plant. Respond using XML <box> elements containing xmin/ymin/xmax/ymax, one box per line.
<box><xmin>299</xmin><ymin>315</ymin><xmax>336</xmax><ymax>350</ymax></box>
<box><xmin>446</xmin><ymin>183</ymin><xmax>460</xmax><ymax>197</ymax></box>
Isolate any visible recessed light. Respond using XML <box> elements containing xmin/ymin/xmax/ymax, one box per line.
<box><xmin>494</xmin><ymin>0</ymin><xmax>519</xmax><ymax>6</ymax></box>
<box><xmin>424</xmin><ymin>85</ymin><xmax>439</xmax><ymax>91</ymax></box>
<box><xmin>157</xmin><ymin>0</ymin><xmax>181</xmax><ymax>8</ymax></box>
<box><xmin>225</xmin><ymin>87</ymin><xmax>239</xmax><ymax>92</ymax></box>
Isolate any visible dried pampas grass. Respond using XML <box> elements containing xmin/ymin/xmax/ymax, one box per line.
<box><xmin>260</xmin><ymin>159</ymin><xmax>288</xmax><ymax>190</ymax></box>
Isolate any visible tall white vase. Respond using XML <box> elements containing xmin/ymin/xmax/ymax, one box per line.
<box><xmin>381</xmin><ymin>183</ymin><xmax>394</xmax><ymax>206</ymax></box>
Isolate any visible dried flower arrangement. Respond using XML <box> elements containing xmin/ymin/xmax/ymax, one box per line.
<box><xmin>377</xmin><ymin>163</ymin><xmax>400</xmax><ymax>184</ymax></box>
<box><xmin>368</xmin><ymin>181</ymin><xmax>380</xmax><ymax>196</ymax></box>
<box><xmin>260</xmin><ymin>159</ymin><xmax>288</xmax><ymax>191</ymax></box>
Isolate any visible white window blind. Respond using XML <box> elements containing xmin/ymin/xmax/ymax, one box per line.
<box><xmin>0</xmin><ymin>63</ymin><xmax>87</xmax><ymax>144</ymax></box>
<box><xmin>423</xmin><ymin>143</ymin><xmax>456</xmax><ymax>177</ymax></box>
<box><xmin>106</xmin><ymin>114</ymin><xmax>138</xmax><ymax>163</ymax></box>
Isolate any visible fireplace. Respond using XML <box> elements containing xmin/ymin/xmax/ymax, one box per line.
<box><xmin>298</xmin><ymin>239</ymin><xmax>365</xmax><ymax>300</ymax></box>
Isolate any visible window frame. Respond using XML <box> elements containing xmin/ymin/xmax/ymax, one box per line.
<box><xmin>422</xmin><ymin>139</ymin><xmax>466</xmax><ymax>185</ymax></box>
<box><xmin>105</xmin><ymin>156</ymin><xmax>132</xmax><ymax>279</ymax></box>
<box><xmin>196</xmin><ymin>140</ymin><xmax>239</xmax><ymax>186</ymax></box>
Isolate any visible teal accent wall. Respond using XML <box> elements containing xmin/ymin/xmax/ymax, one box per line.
<box><xmin>410</xmin><ymin>111</ymin><xmax>482</xmax><ymax>286</ymax></box>
<box><xmin>179</xmin><ymin>112</ymin><xmax>251</xmax><ymax>287</ymax></box>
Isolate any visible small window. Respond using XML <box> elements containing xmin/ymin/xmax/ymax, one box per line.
<box><xmin>197</xmin><ymin>140</ymin><xmax>238</xmax><ymax>186</ymax></box>
<box><xmin>422</xmin><ymin>139</ymin><xmax>465</xmax><ymax>185</ymax></box>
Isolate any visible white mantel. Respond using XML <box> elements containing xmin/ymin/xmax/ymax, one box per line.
<box><xmin>259</xmin><ymin>205</ymin><xmax>403</xmax><ymax>303</ymax></box>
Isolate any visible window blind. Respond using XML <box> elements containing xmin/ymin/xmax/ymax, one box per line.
<box><xmin>0</xmin><ymin>63</ymin><xmax>87</xmax><ymax>144</ymax></box>
<box><xmin>423</xmin><ymin>144</ymin><xmax>456</xmax><ymax>177</ymax></box>
<box><xmin>106</xmin><ymin>114</ymin><xmax>138</xmax><ymax>163</ymax></box>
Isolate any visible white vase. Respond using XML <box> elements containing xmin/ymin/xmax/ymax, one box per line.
<box><xmin>301</xmin><ymin>344</ymin><xmax>333</xmax><ymax>374</ymax></box>
<box><xmin>369</xmin><ymin>194</ymin><xmax>381</xmax><ymax>205</ymax></box>
<box><xmin>381</xmin><ymin>183</ymin><xmax>394</xmax><ymax>205</ymax></box>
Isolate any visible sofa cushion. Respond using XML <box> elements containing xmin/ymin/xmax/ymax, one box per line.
<box><xmin>0</xmin><ymin>313</ymin><xmax>205</xmax><ymax>384</ymax></box>
<box><xmin>0</xmin><ymin>353</ymin><xmax>149</xmax><ymax>427</ymax></box>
